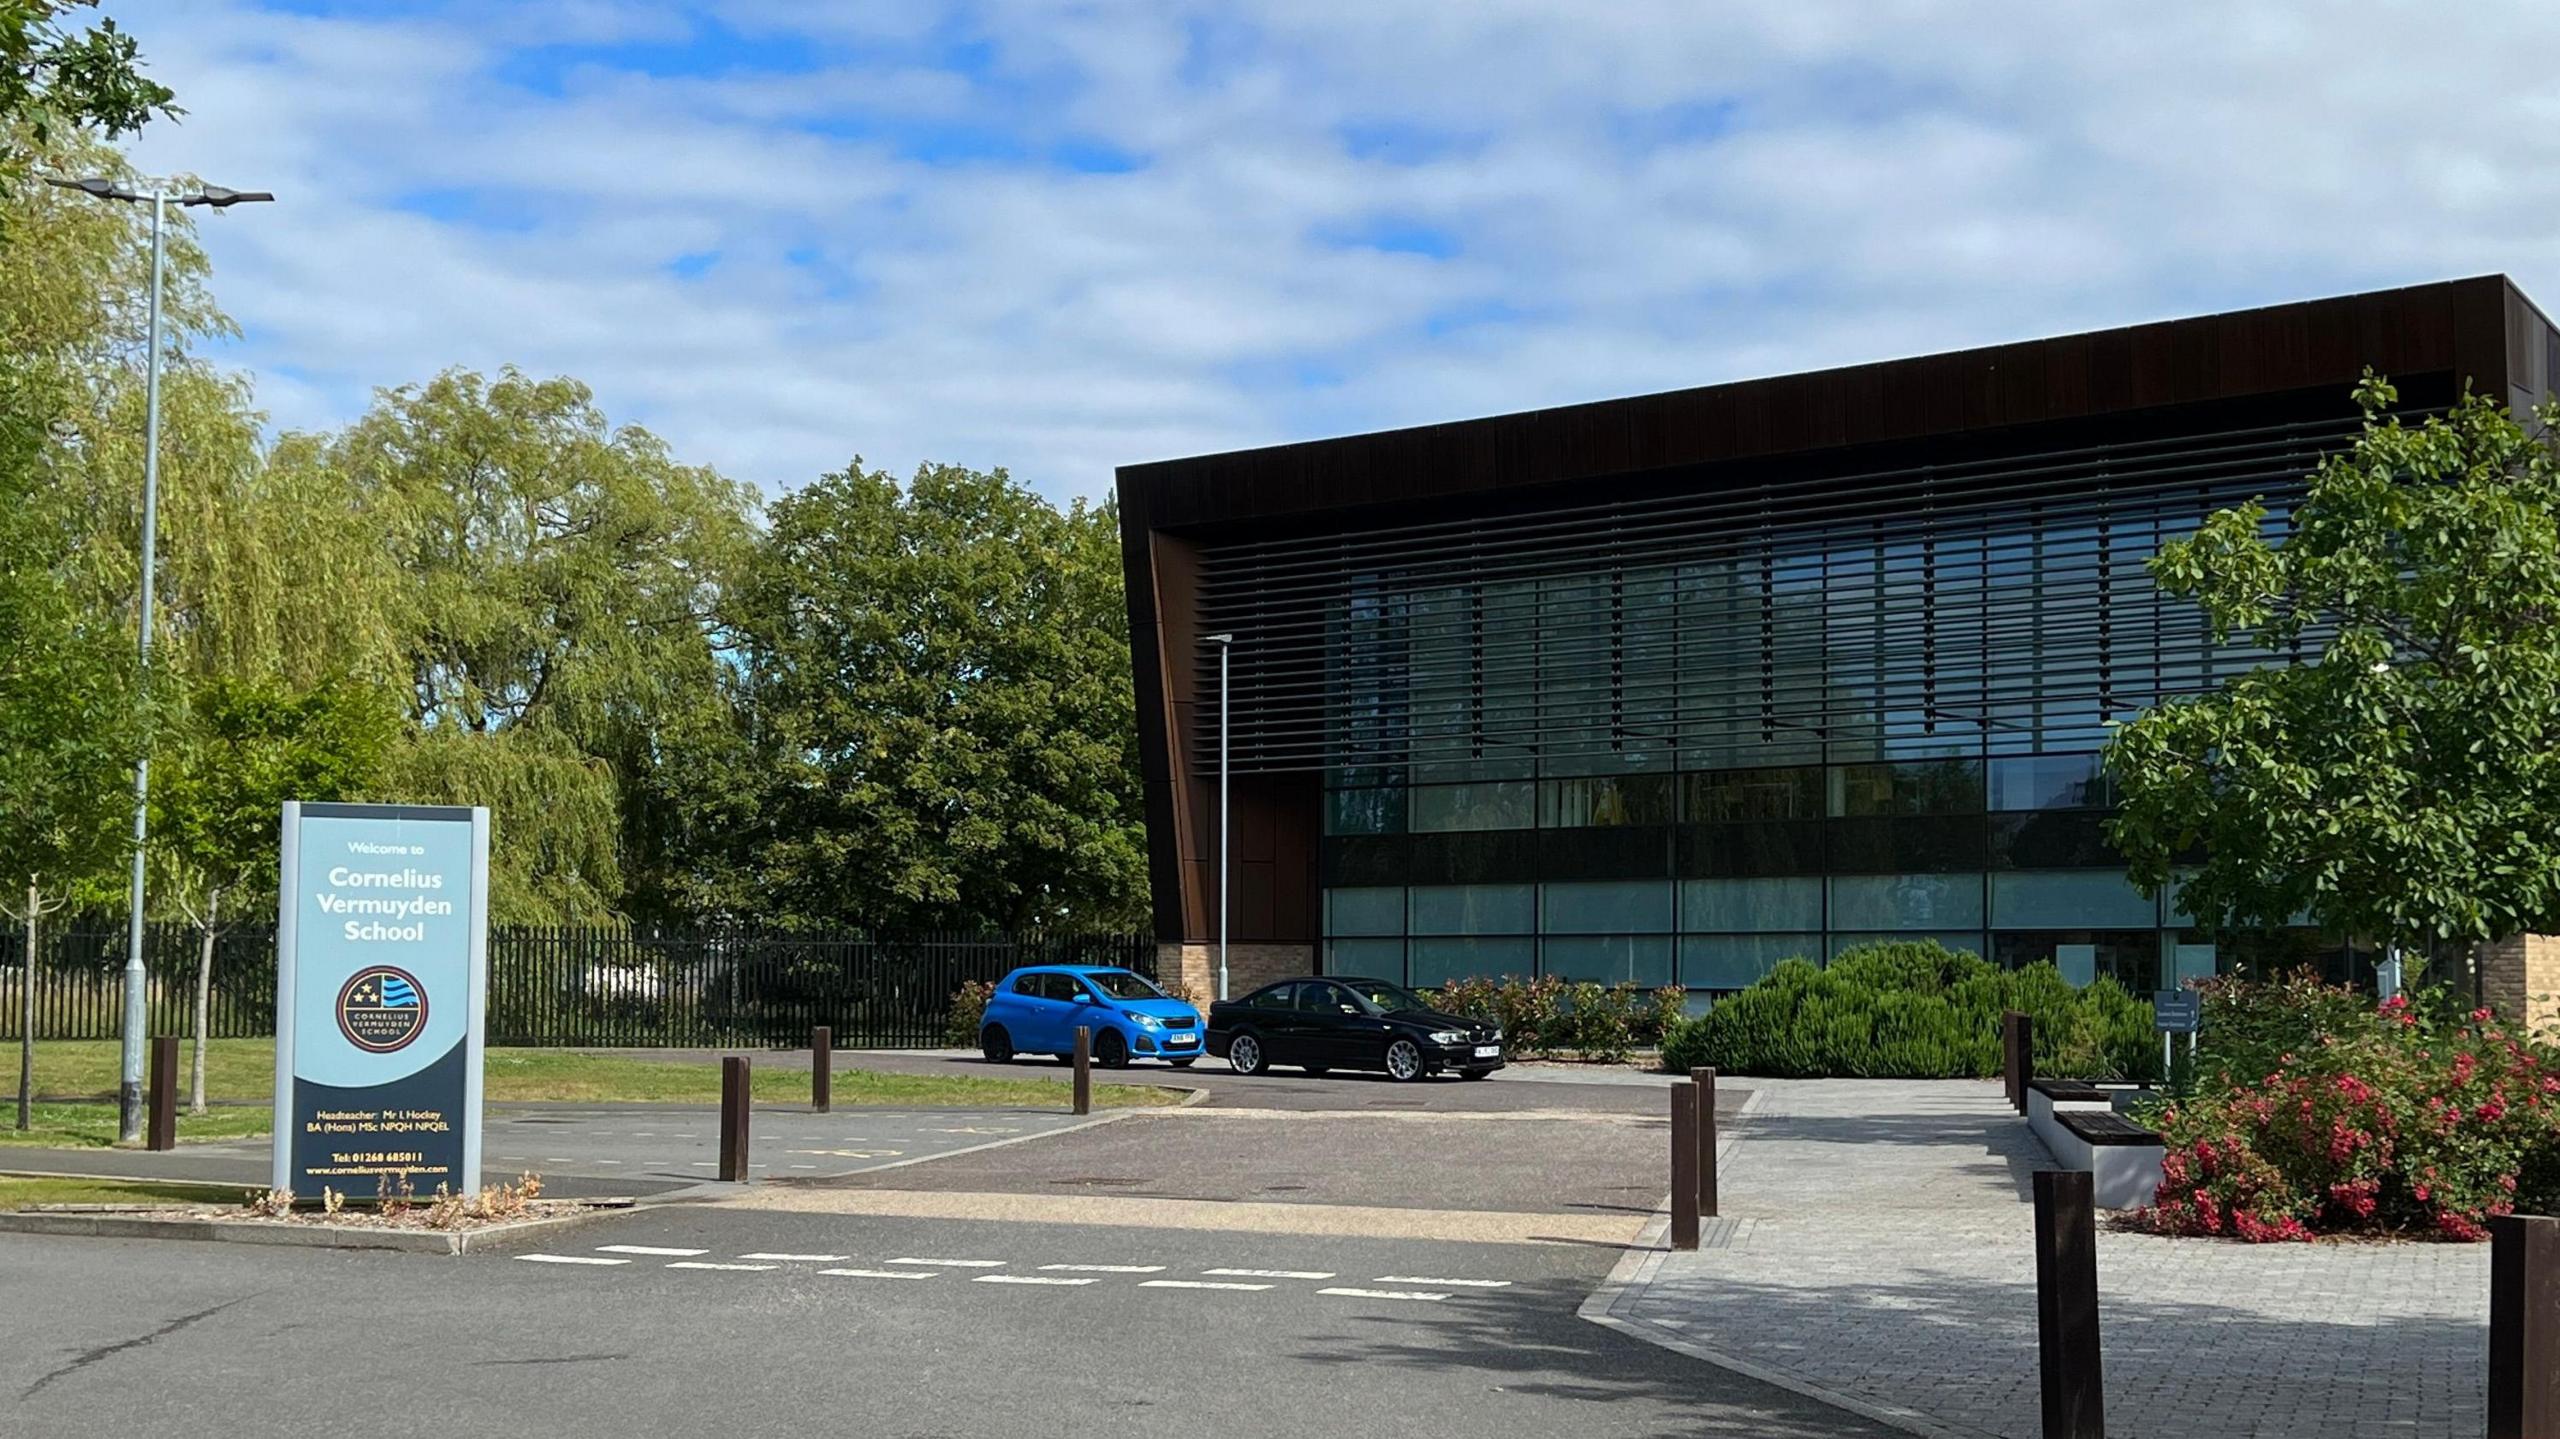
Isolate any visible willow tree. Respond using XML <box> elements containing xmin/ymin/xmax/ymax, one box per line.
<box><xmin>291</xmin><ymin>368</ymin><xmax>760</xmax><ymax>924</ymax></box>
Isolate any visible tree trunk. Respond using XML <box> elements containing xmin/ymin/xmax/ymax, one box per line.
<box><xmin>16</xmin><ymin>885</ymin><xmax>34</xmax><ymax>1132</ymax></box>
<box><xmin>190</xmin><ymin>887</ymin><xmax>219</xmax><ymax>1115</ymax></box>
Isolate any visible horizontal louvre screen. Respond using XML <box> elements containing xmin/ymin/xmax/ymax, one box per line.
<box><xmin>1188</xmin><ymin>415</ymin><xmax>2365</xmax><ymax>776</ymax></box>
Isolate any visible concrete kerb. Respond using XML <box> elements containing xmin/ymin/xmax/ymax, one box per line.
<box><xmin>1574</xmin><ymin>1086</ymin><xmax>1994</xmax><ymax>1439</ymax></box>
<box><xmin>0</xmin><ymin>1086</ymin><xmax>1208</xmax><ymax>1244</ymax></box>
<box><xmin>0</xmin><ymin>1199</ymin><xmax>636</xmax><ymax>1256</ymax></box>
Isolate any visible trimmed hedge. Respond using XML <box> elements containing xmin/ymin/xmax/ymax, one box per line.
<box><xmin>1426</xmin><ymin>976</ymin><xmax>1687</xmax><ymax>1061</ymax></box>
<box><xmin>1660</xmin><ymin>940</ymin><xmax>2159</xmax><ymax>1080</ymax></box>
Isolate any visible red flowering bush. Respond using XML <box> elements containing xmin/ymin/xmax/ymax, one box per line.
<box><xmin>2139</xmin><ymin>978</ymin><xmax>2560</xmax><ymax>1242</ymax></box>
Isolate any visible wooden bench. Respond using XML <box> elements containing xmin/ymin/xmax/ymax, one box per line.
<box><xmin>2043</xmin><ymin>1109</ymin><xmax>2167</xmax><ymax>1209</ymax></box>
<box><xmin>2024</xmin><ymin>1077</ymin><xmax>2117</xmax><ymax>1156</ymax></box>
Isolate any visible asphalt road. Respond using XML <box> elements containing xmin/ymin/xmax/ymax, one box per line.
<box><xmin>0</xmin><ymin>1210</ymin><xmax>1894</xmax><ymax>1438</ymax></box>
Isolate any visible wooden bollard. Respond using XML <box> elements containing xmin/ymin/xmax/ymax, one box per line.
<box><xmin>1670</xmin><ymin>1080</ymin><xmax>1700</xmax><ymax>1250</ymax></box>
<box><xmin>811</xmin><ymin>1026</ymin><xmax>832</xmax><ymax>1113</ymax></box>
<box><xmin>2489</xmin><ymin>1213</ymin><xmax>2559</xmax><ymax>1439</ymax></box>
<box><xmin>2016</xmin><ymin>1012</ymin><xmax>2037</xmax><ymax>1113</ymax></box>
<box><xmin>2032</xmin><ymin>1169</ymin><xmax>2105</xmax><ymax>1439</ymax></box>
<box><xmin>1072</xmin><ymin>1026</ymin><xmax>1092</xmax><ymax>1116</ymax></box>
<box><xmin>1691</xmin><ymin>1065</ymin><xmax>1718</xmax><ymax>1218</ymax></box>
<box><xmin>146</xmin><ymin>1036</ymin><xmax>178</xmax><ymax>1151</ymax></box>
<box><xmin>718</xmin><ymin>1056</ymin><xmax>751</xmax><ymax>1182</ymax></box>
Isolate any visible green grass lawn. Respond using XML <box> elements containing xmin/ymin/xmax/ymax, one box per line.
<box><xmin>0</xmin><ymin>1175</ymin><xmax>251</xmax><ymax>1210</ymax></box>
<box><xmin>2</xmin><ymin>1039</ymin><xmax>1180</xmax><ymax>1148</ymax></box>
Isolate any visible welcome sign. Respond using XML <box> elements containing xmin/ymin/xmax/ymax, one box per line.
<box><xmin>273</xmin><ymin>801</ymin><xmax>489</xmax><ymax>1198</ymax></box>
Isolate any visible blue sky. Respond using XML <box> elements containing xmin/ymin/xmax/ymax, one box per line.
<box><xmin>115</xmin><ymin>2</ymin><xmax>2560</xmax><ymax>501</ymax></box>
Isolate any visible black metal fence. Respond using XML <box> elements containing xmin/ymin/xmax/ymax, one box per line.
<box><xmin>1</xmin><ymin>921</ymin><xmax>1154</xmax><ymax>1050</ymax></box>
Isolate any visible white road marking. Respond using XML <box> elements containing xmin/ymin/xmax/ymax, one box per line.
<box><xmin>1204</xmin><ymin>1268</ymin><xmax>1334</xmax><ymax>1280</ymax></box>
<box><xmin>1320</xmin><ymin>1287</ymin><xmax>1450</xmax><ymax>1302</ymax></box>
<box><xmin>819</xmin><ymin>1268</ymin><xmax>936</xmax><ymax>1280</ymax></box>
<box><xmin>789</xmin><ymin>1164</ymin><xmax>817</xmax><ymax>1170</ymax></box>
<box><xmin>594</xmin><ymin>1159</ymin><xmax>621</xmax><ymax>1165</ymax></box>
<box><xmin>973</xmin><ymin>1274</ymin><xmax>1095</xmax><ymax>1287</ymax></box>
<box><xmin>517</xmin><ymin>1254</ymin><xmax>628</xmax><ymax>1266</ymax></box>
<box><xmin>666</xmin><ymin>1261</ymin><xmax>778</xmax><ymax>1272</ymax></box>
<box><xmin>544</xmin><ymin>1156</ymin><xmax>574</xmax><ymax>1163</ymax></box>
<box><xmin>888</xmin><ymin>1257</ymin><xmax>1004</xmax><ymax>1268</ymax></box>
<box><xmin>739</xmin><ymin>1253</ymin><xmax>846</xmax><ymax>1262</ymax></box>
<box><xmin>1141</xmin><ymin>1280</ymin><xmax>1274</xmax><ymax>1292</ymax></box>
<box><xmin>597</xmin><ymin>1245</ymin><xmax>708</xmax><ymax>1256</ymax></box>
<box><xmin>1039</xmin><ymin>1264</ymin><xmax>1165</xmax><ymax>1274</ymax></box>
<box><xmin>1375</xmin><ymin>1276</ymin><xmax>1512</xmax><ymax>1288</ymax></box>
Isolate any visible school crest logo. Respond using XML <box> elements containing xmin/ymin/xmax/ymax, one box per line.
<box><xmin>336</xmin><ymin>966</ymin><xmax>428</xmax><ymax>1053</ymax></box>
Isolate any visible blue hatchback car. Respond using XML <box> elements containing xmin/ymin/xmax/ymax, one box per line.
<box><xmin>978</xmin><ymin>965</ymin><xmax>1205</xmax><ymax>1069</ymax></box>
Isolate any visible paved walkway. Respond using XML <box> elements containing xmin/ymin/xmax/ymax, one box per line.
<box><xmin>1586</xmin><ymin>1078</ymin><xmax>2488</xmax><ymax>1439</ymax></box>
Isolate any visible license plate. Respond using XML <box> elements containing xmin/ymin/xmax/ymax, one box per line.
<box><xmin>1473</xmin><ymin>1045</ymin><xmax>1500</xmax><ymax>1058</ymax></box>
<box><xmin>1167</xmin><ymin>1033</ymin><xmax>1197</xmax><ymax>1046</ymax></box>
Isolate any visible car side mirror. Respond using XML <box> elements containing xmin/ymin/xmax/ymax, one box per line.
<box><xmin>1338</xmin><ymin>1004</ymin><xmax>1360</xmax><ymax>1014</ymax></box>
<box><xmin>1073</xmin><ymin>991</ymin><xmax>1093</xmax><ymax>1004</ymax></box>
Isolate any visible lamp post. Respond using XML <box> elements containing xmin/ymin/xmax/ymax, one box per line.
<box><xmin>1205</xmin><ymin>633</ymin><xmax>1233</xmax><ymax>1001</ymax></box>
<box><xmin>45</xmin><ymin>175</ymin><xmax>274</xmax><ymax>1143</ymax></box>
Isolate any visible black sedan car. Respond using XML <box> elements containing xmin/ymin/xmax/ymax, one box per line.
<box><xmin>1205</xmin><ymin>976</ymin><xmax>1504</xmax><ymax>1081</ymax></box>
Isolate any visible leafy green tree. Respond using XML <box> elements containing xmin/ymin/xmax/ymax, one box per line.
<box><xmin>724</xmin><ymin>462</ymin><xmax>1147</xmax><ymax>932</ymax></box>
<box><xmin>153</xmin><ymin>675</ymin><xmax>399</xmax><ymax>1108</ymax></box>
<box><xmin>1</xmin><ymin>3</ymin><xmax>175</xmax><ymax>190</ymax></box>
<box><xmin>2108</xmin><ymin>375</ymin><xmax>2560</xmax><ymax>961</ymax></box>
<box><xmin>297</xmin><ymin>368</ymin><xmax>759</xmax><ymax>923</ymax></box>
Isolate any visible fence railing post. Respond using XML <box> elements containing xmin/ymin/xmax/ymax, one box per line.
<box><xmin>2032</xmin><ymin>1169</ymin><xmax>2105</xmax><ymax>1439</ymax></box>
<box><xmin>719</xmin><ymin>1056</ymin><xmax>751</xmax><ymax>1182</ymax></box>
<box><xmin>1671</xmin><ymin>1080</ymin><xmax>1700</xmax><ymax>1250</ymax></box>
<box><xmin>2489</xmin><ymin>1213</ymin><xmax>2559</xmax><ymax>1439</ymax></box>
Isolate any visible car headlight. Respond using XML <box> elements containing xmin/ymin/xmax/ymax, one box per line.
<box><xmin>1429</xmin><ymin>1030</ymin><xmax>1467</xmax><ymax>1044</ymax></box>
<box><xmin>1132</xmin><ymin>1013</ymin><xmax>1164</xmax><ymax>1029</ymax></box>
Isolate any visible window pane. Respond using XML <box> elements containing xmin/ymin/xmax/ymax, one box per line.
<box><xmin>1988</xmin><ymin>754</ymin><xmax>2110</xmax><ymax>811</ymax></box>
<box><xmin>1990</xmin><ymin>871</ymin><xmax>2156</xmax><ymax>929</ymax></box>
<box><xmin>1542</xmin><ymin>880</ymin><xmax>1674</xmax><ymax>933</ymax></box>
<box><xmin>1542</xmin><ymin>774</ymin><xmax>1674</xmax><ymax>827</ymax></box>
<box><xmin>1680</xmin><ymin>934</ymin><xmax>1819</xmax><ymax>990</ymax></box>
<box><xmin>1828</xmin><ymin>931</ymin><xmax>1983</xmax><ymax>959</ymax></box>
<box><xmin>1830</xmin><ymin>760</ymin><xmax>1985</xmax><ymax>817</ymax></box>
<box><xmin>1409</xmin><ymin>936</ymin><xmax>1535</xmax><ymax>989</ymax></box>
<box><xmin>1541</xmin><ymin>935</ymin><xmax>1673</xmax><ymax>987</ymax></box>
<box><xmin>1680</xmin><ymin>877</ymin><xmax>1823</xmax><ymax>932</ymax></box>
<box><xmin>1325</xmin><ymin>787</ymin><xmax>1407</xmax><ymax>835</ymax></box>
<box><xmin>1827</xmin><ymin>873</ymin><xmax>1986</xmax><ymax>929</ymax></box>
<box><xmin>1324</xmin><ymin>887</ymin><xmax>1405</xmax><ymax>937</ymax></box>
<box><xmin>1410</xmin><ymin>781</ymin><xmax>1535</xmax><ymax>832</ymax></box>
<box><xmin>1323</xmin><ymin>940</ymin><xmax>1404</xmax><ymax>981</ymax></box>
<box><xmin>1407</xmin><ymin>884</ymin><xmax>1534</xmax><ymax>935</ymax></box>
<box><xmin>1992</xmin><ymin>931</ymin><xmax>2159</xmax><ymax>992</ymax></box>
<box><xmin>1682</xmin><ymin>767</ymin><xmax>1823</xmax><ymax>821</ymax></box>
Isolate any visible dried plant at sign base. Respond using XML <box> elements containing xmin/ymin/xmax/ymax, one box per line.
<box><xmin>244</xmin><ymin>1188</ymin><xmax>294</xmax><ymax>1219</ymax></box>
<box><xmin>377</xmin><ymin>1168</ymin><xmax>413</xmax><ymax>1217</ymax></box>
<box><xmin>320</xmin><ymin>1186</ymin><xmax>343</xmax><ymax>1217</ymax></box>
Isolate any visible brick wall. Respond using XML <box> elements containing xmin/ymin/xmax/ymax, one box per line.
<box><xmin>2478</xmin><ymin>933</ymin><xmax>2560</xmax><ymax>1039</ymax></box>
<box><xmin>1157</xmin><ymin>942</ymin><xmax>1313</xmax><ymax>1006</ymax></box>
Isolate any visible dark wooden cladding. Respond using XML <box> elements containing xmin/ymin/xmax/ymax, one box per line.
<box><xmin>1116</xmin><ymin>276</ymin><xmax>2550</xmax><ymax>946</ymax></box>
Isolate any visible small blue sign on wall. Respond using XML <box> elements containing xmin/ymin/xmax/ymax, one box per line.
<box><xmin>272</xmin><ymin>802</ymin><xmax>489</xmax><ymax>1198</ymax></box>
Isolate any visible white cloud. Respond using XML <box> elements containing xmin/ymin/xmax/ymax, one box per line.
<box><xmin>106</xmin><ymin>1</ymin><xmax>2560</xmax><ymax>502</ymax></box>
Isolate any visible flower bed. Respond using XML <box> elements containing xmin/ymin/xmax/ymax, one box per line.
<box><xmin>2136</xmin><ymin>976</ymin><xmax>2560</xmax><ymax>1242</ymax></box>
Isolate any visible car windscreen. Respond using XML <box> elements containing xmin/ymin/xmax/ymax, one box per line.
<box><xmin>1340</xmin><ymin>980</ymin><xmax>1430</xmax><ymax>1013</ymax></box>
<box><xmin>1083</xmin><ymin>970</ymin><xmax>1166</xmax><ymax>1001</ymax></box>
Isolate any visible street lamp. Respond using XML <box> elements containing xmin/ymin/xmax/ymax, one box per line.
<box><xmin>45</xmin><ymin>175</ymin><xmax>274</xmax><ymax>1144</ymax></box>
<box><xmin>1205</xmin><ymin>633</ymin><xmax>1233</xmax><ymax>1001</ymax></box>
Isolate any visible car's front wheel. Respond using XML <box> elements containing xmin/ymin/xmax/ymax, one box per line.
<box><xmin>981</xmin><ymin>1025</ymin><xmax>1014</xmax><ymax>1064</ymax></box>
<box><xmin>1096</xmin><ymin>1029</ymin><xmax>1130</xmax><ymax>1068</ymax></box>
<box><xmin>1383</xmin><ymin>1038</ymin><xmax>1424</xmax><ymax>1082</ymax></box>
<box><xmin>1228</xmin><ymin>1032</ymin><xmax>1267</xmax><ymax>1076</ymax></box>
